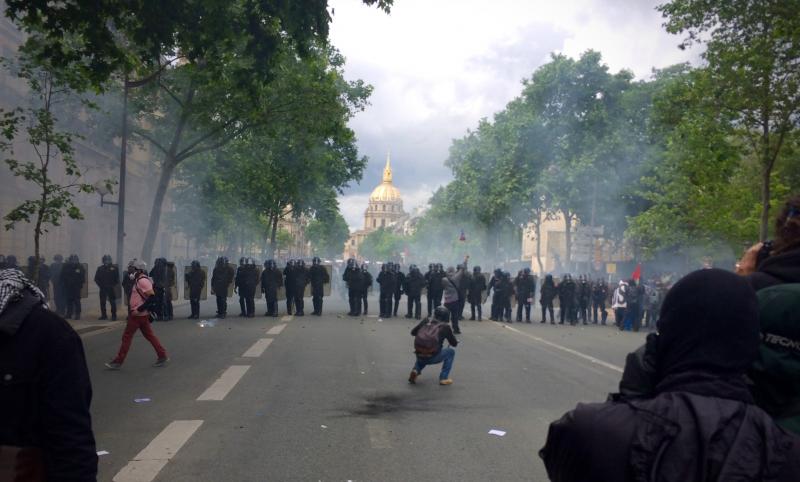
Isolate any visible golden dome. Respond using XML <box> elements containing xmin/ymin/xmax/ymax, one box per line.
<box><xmin>369</xmin><ymin>152</ymin><xmax>402</xmax><ymax>202</ymax></box>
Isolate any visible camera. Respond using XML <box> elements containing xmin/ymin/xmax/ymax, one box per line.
<box><xmin>756</xmin><ymin>240</ymin><xmax>774</xmax><ymax>267</ymax></box>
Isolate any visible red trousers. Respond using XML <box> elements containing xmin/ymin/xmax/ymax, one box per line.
<box><xmin>112</xmin><ymin>314</ymin><xmax>167</xmax><ymax>363</ymax></box>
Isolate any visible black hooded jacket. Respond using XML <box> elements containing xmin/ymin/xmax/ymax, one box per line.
<box><xmin>540</xmin><ymin>269</ymin><xmax>800</xmax><ymax>482</ymax></box>
<box><xmin>0</xmin><ymin>289</ymin><xmax>97</xmax><ymax>481</ymax></box>
<box><xmin>746</xmin><ymin>249</ymin><xmax>800</xmax><ymax>290</ymax></box>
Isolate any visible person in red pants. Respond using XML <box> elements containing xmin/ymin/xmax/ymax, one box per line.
<box><xmin>105</xmin><ymin>259</ymin><xmax>169</xmax><ymax>370</ymax></box>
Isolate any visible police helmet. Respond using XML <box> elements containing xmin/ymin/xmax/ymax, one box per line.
<box><xmin>28</xmin><ymin>256</ymin><xmax>36</xmax><ymax>264</ymax></box>
<box><xmin>69</xmin><ymin>254</ymin><xmax>80</xmax><ymax>263</ymax></box>
<box><xmin>102</xmin><ymin>254</ymin><xmax>112</xmax><ymax>264</ymax></box>
<box><xmin>433</xmin><ymin>306</ymin><xmax>451</xmax><ymax>323</ymax></box>
<box><xmin>6</xmin><ymin>255</ymin><xmax>16</xmax><ymax>266</ymax></box>
<box><xmin>53</xmin><ymin>254</ymin><xmax>63</xmax><ymax>262</ymax></box>
<box><xmin>239</xmin><ymin>257</ymin><xmax>246</xmax><ymax>266</ymax></box>
<box><xmin>287</xmin><ymin>259</ymin><xmax>295</xmax><ymax>267</ymax></box>
<box><xmin>474</xmin><ymin>266</ymin><xmax>481</xmax><ymax>273</ymax></box>
<box><xmin>191</xmin><ymin>260</ymin><xmax>200</xmax><ymax>268</ymax></box>
<box><xmin>298</xmin><ymin>259</ymin><xmax>306</xmax><ymax>267</ymax></box>
<box><xmin>523</xmin><ymin>267</ymin><xmax>531</xmax><ymax>275</ymax></box>
<box><xmin>361</xmin><ymin>263</ymin><xmax>369</xmax><ymax>272</ymax></box>
<box><xmin>564</xmin><ymin>273</ymin><xmax>572</xmax><ymax>281</ymax></box>
<box><xmin>312</xmin><ymin>256</ymin><xmax>321</xmax><ymax>265</ymax></box>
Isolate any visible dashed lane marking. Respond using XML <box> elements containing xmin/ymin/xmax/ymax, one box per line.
<box><xmin>197</xmin><ymin>365</ymin><xmax>251</xmax><ymax>401</ymax></box>
<box><xmin>267</xmin><ymin>323</ymin><xmax>287</xmax><ymax>335</ymax></box>
<box><xmin>366</xmin><ymin>419</ymin><xmax>392</xmax><ymax>449</ymax></box>
<box><xmin>242</xmin><ymin>338</ymin><xmax>273</xmax><ymax>358</ymax></box>
<box><xmin>280</xmin><ymin>315</ymin><xmax>294</xmax><ymax>322</ymax></box>
<box><xmin>112</xmin><ymin>420</ymin><xmax>203</xmax><ymax>482</ymax></box>
<box><xmin>499</xmin><ymin>323</ymin><xmax>623</xmax><ymax>373</ymax></box>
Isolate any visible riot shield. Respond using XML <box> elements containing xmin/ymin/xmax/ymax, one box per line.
<box><xmin>255</xmin><ymin>266</ymin><xmax>263</xmax><ymax>299</ymax></box>
<box><xmin>227</xmin><ymin>263</ymin><xmax>236</xmax><ymax>297</ymax></box>
<box><xmin>80</xmin><ymin>263</ymin><xmax>89</xmax><ymax>299</ymax></box>
<box><xmin>183</xmin><ymin>266</ymin><xmax>208</xmax><ymax>300</ymax></box>
<box><xmin>303</xmin><ymin>264</ymin><xmax>333</xmax><ymax>297</ymax></box>
<box><xmin>111</xmin><ymin>264</ymin><xmax>122</xmax><ymax>301</ymax></box>
<box><xmin>166</xmin><ymin>262</ymin><xmax>178</xmax><ymax>300</ymax></box>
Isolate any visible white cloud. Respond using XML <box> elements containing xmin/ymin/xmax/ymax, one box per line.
<box><xmin>331</xmin><ymin>0</ymin><xmax>700</xmax><ymax>217</ymax></box>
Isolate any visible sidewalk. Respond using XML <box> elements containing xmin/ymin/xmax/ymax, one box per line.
<box><xmin>66</xmin><ymin>298</ymin><xmax>189</xmax><ymax>336</ymax></box>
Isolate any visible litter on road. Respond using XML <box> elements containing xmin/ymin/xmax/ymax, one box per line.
<box><xmin>488</xmin><ymin>429</ymin><xmax>507</xmax><ymax>437</ymax></box>
<box><xmin>134</xmin><ymin>398</ymin><xmax>151</xmax><ymax>403</ymax></box>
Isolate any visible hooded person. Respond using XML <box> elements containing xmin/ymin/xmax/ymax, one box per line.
<box><xmin>0</xmin><ymin>269</ymin><xmax>97</xmax><ymax>480</ymax></box>
<box><xmin>540</xmin><ymin>269</ymin><xmax>800</xmax><ymax>482</ymax></box>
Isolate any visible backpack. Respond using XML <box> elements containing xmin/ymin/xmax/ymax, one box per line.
<box><xmin>414</xmin><ymin>321</ymin><xmax>442</xmax><ymax>358</ymax></box>
<box><xmin>749</xmin><ymin>283</ymin><xmax>800</xmax><ymax>434</ymax></box>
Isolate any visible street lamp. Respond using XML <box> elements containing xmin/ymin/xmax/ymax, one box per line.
<box><xmin>94</xmin><ymin>180</ymin><xmax>125</xmax><ymax>266</ymax></box>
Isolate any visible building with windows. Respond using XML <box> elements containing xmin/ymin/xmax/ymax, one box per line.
<box><xmin>343</xmin><ymin>153</ymin><xmax>406</xmax><ymax>259</ymax></box>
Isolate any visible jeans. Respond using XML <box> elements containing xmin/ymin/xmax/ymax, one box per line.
<box><xmin>112</xmin><ymin>314</ymin><xmax>167</xmax><ymax>364</ymax></box>
<box><xmin>413</xmin><ymin>347</ymin><xmax>455</xmax><ymax>380</ymax></box>
<box><xmin>445</xmin><ymin>301</ymin><xmax>460</xmax><ymax>332</ymax></box>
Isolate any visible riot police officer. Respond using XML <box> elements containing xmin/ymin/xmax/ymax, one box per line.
<box><xmin>514</xmin><ymin>268</ymin><xmax>536</xmax><ymax>323</ymax></box>
<box><xmin>292</xmin><ymin>259</ymin><xmax>309</xmax><ymax>316</ymax></box>
<box><xmin>26</xmin><ymin>255</ymin><xmax>50</xmax><ymax>298</ymax></box>
<box><xmin>424</xmin><ymin>263</ymin><xmax>435</xmax><ymax>316</ymax></box>
<box><xmin>242</xmin><ymin>258</ymin><xmax>259</xmax><ymax>317</ymax></box>
<box><xmin>211</xmin><ymin>256</ymin><xmax>234</xmax><ymax>318</ymax></box>
<box><xmin>186</xmin><ymin>260</ymin><xmax>206</xmax><ymax>319</ymax></box>
<box><xmin>261</xmin><ymin>259</ymin><xmax>283</xmax><ymax>317</ymax></box>
<box><xmin>377</xmin><ymin>263</ymin><xmax>395</xmax><ymax>318</ymax></box>
<box><xmin>343</xmin><ymin>258</ymin><xmax>359</xmax><ymax>316</ymax></box>
<box><xmin>592</xmin><ymin>278</ymin><xmax>609</xmax><ymax>324</ymax></box>
<box><xmin>235</xmin><ymin>257</ymin><xmax>248</xmax><ymax>316</ymax></box>
<box><xmin>431</xmin><ymin>263</ymin><xmax>445</xmax><ymax>309</ymax></box>
<box><xmin>404</xmin><ymin>264</ymin><xmax>425</xmax><ymax>319</ymax></box>
<box><xmin>540</xmin><ymin>274</ymin><xmax>557</xmax><ymax>324</ymax></box>
<box><xmin>61</xmin><ymin>254</ymin><xmax>85</xmax><ymax>320</ymax></box>
<box><xmin>358</xmin><ymin>263</ymin><xmax>372</xmax><ymax>316</ymax></box>
<box><xmin>284</xmin><ymin>259</ymin><xmax>297</xmax><ymax>315</ymax></box>
<box><xmin>149</xmin><ymin>258</ymin><xmax>172</xmax><ymax>321</ymax></box>
<box><xmin>468</xmin><ymin>266</ymin><xmax>487</xmax><ymax>321</ymax></box>
<box><xmin>558</xmin><ymin>274</ymin><xmax>577</xmax><ymax>325</ymax></box>
<box><xmin>94</xmin><ymin>254</ymin><xmax>120</xmax><ymax>320</ymax></box>
<box><xmin>309</xmin><ymin>257</ymin><xmax>330</xmax><ymax>316</ymax></box>
<box><xmin>50</xmin><ymin>254</ymin><xmax>65</xmax><ymax>315</ymax></box>
<box><xmin>392</xmin><ymin>263</ymin><xmax>405</xmax><ymax>317</ymax></box>
<box><xmin>577</xmin><ymin>275</ymin><xmax>591</xmax><ymax>324</ymax></box>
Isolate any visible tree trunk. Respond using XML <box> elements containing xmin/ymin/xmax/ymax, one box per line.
<box><xmin>563</xmin><ymin>209</ymin><xmax>573</xmax><ymax>272</ymax></box>
<box><xmin>534</xmin><ymin>212</ymin><xmax>544</xmax><ymax>274</ymax></box>
<box><xmin>269</xmin><ymin>215</ymin><xmax>279</xmax><ymax>258</ymax></box>
<box><xmin>141</xmin><ymin>160</ymin><xmax>176</xmax><ymax>261</ymax></box>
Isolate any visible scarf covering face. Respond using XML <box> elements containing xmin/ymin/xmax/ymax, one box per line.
<box><xmin>0</xmin><ymin>268</ymin><xmax>49</xmax><ymax>316</ymax></box>
<box><xmin>656</xmin><ymin>268</ymin><xmax>759</xmax><ymax>379</ymax></box>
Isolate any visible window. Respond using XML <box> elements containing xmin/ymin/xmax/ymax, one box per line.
<box><xmin>381</xmin><ymin>219</ymin><xmax>385</xmax><ymax>227</ymax></box>
<box><xmin>382</xmin><ymin>205</ymin><xmax>386</xmax><ymax>212</ymax></box>
<box><xmin>372</xmin><ymin>219</ymin><xmax>376</xmax><ymax>228</ymax></box>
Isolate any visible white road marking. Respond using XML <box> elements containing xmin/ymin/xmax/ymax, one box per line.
<box><xmin>366</xmin><ymin>419</ymin><xmax>392</xmax><ymax>449</ymax></box>
<box><xmin>280</xmin><ymin>315</ymin><xmax>294</xmax><ymax>322</ymax></box>
<box><xmin>242</xmin><ymin>338</ymin><xmax>273</xmax><ymax>358</ymax></box>
<box><xmin>197</xmin><ymin>365</ymin><xmax>251</xmax><ymax>401</ymax></box>
<box><xmin>500</xmin><ymin>323</ymin><xmax>623</xmax><ymax>373</ymax></box>
<box><xmin>112</xmin><ymin>420</ymin><xmax>203</xmax><ymax>482</ymax></box>
<box><xmin>267</xmin><ymin>323</ymin><xmax>287</xmax><ymax>335</ymax></box>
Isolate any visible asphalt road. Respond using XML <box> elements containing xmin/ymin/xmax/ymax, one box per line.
<box><xmin>80</xmin><ymin>295</ymin><xmax>648</xmax><ymax>482</ymax></box>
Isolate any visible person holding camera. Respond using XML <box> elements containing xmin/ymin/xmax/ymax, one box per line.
<box><xmin>736</xmin><ymin>194</ymin><xmax>800</xmax><ymax>434</ymax></box>
<box><xmin>105</xmin><ymin>259</ymin><xmax>169</xmax><ymax>370</ymax></box>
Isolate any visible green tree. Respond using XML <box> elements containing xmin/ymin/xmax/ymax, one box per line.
<box><xmin>659</xmin><ymin>0</ymin><xmax>800</xmax><ymax>241</ymax></box>
<box><xmin>359</xmin><ymin>228</ymin><xmax>403</xmax><ymax>261</ymax></box>
<box><xmin>306</xmin><ymin>210</ymin><xmax>350</xmax><ymax>259</ymax></box>
<box><xmin>0</xmin><ymin>59</ymin><xmax>108</xmax><ymax>283</ymax></box>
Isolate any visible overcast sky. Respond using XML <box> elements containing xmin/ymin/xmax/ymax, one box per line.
<box><xmin>329</xmin><ymin>0</ymin><xmax>698</xmax><ymax>231</ymax></box>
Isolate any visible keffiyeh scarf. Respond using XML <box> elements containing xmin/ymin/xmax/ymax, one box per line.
<box><xmin>0</xmin><ymin>268</ymin><xmax>48</xmax><ymax>316</ymax></box>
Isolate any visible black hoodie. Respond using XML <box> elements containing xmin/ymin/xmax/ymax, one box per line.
<box><xmin>540</xmin><ymin>269</ymin><xmax>800</xmax><ymax>482</ymax></box>
<box><xmin>746</xmin><ymin>248</ymin><xmax>800</xmax><ymax>290</ymax></box>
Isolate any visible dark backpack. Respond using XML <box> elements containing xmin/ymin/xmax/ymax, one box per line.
<box><xmin>414</xmin><ymin>321</ymin><xmax>442</xmax><ymax>358</ymax></box>
<box><xmin>749</xmin><ymin>283</ymin><xmax>800</xmax><ymax>434</ymax></box>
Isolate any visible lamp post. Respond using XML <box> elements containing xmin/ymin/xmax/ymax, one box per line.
<box><xmin>94</xmin><ymin>178</ymin><xmax>124</xmax><ymax>268</ymax></box>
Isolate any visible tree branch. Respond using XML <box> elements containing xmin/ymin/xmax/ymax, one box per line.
<box><xmin>132</xmin><ymin>128</ymin><xmax>169</xmax><ymax>156</ymax></box>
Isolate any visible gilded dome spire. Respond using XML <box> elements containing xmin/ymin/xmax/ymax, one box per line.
<box><xmin>383</xmin><ymin>151</ymin><xmax>393</xmax><ymax>183</ymax></box>
<box><xmin>369</xmin><ymin>150</ymin><xmax>402</xmax><ymax>202</ymax></box>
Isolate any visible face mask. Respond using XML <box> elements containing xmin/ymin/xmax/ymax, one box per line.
<box><xmin>129</xmin><ymin>272</ymin><xmax>136</xmax><ymax>280</ymax></box>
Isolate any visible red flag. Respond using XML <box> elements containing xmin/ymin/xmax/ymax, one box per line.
<box><xmin>631</xmin><ymin>263</ymin><xmax>642</xmax><ymax>281</ymax></box>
